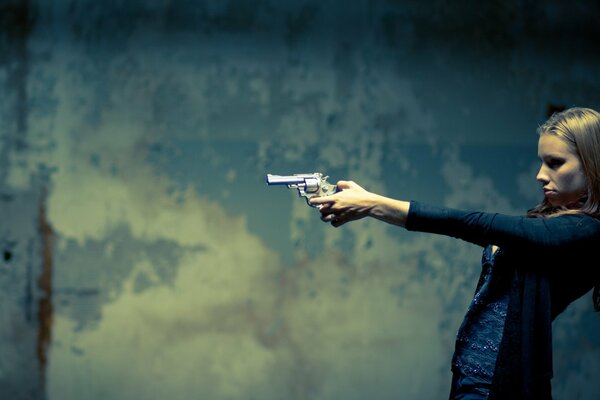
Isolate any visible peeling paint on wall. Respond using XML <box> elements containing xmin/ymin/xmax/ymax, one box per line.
<box><xmin>1</xmin><ymin>1</ymin><xmax>600</xmax><ymax>399</ymax></box>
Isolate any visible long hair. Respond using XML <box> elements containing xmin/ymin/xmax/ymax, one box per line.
<box><xmin>526</xmin><ymin>107</ymin><xmax>600</xmax><ymax>311</ymax></box>
<box><xmin>527</xmin><ymin>107</ymin><xmax>600</xmax><ymax>218</ymax></box>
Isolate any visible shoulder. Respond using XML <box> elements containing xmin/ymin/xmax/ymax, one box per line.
<box><xmin>534</xmin><ymin>213</ymin><xmax>600</xmax><ymax>248</ymax></box>
<box><xmin>548</xmin><ymin>212</ymin><xmax>600</xmax><ymax>229</ymax></box>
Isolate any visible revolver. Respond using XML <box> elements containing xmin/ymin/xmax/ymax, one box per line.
<box><xmin>266</xmin><ymin>173</ymin><xmax>337</xmax><ymax>207</ymax></box>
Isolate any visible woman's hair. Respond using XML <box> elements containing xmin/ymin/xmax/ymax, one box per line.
<box><xmin>526</xmin><ymin>107</ymin><xmax>600</xmax><ymax>311</ymax></box>
<box><xmin>527</xmin><ymin>107</ymin><xmax>600</xmax><ymax>219</ymax></box>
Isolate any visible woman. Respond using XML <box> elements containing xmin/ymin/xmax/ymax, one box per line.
<box><xmin>309</xmin><ymin>107</ymin><xmax>600</xmax><ymax>399</ymax></box>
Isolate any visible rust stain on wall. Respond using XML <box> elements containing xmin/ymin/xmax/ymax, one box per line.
<box><xmin>37</xmin><ymin>186</ymin><xmax>54</xmax><ymax>383</ymax></box>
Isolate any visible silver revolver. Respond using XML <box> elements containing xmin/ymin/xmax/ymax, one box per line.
<box><xmin>266</xmin><ymin>173</ymin><xmax>337</xmax><ymax>207</ymax></box>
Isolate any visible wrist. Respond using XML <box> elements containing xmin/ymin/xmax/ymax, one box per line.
<box><xmin>366</xmin><ymin>193</ymin><xmax>386</xmax><ymax>218</ymax></box>
<box><xmin>367</xmin><ymin>194</ymin><xmax>410</xmax><ymax>227</ymax></box>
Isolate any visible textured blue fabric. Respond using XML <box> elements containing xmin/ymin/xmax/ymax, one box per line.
<box><xmin>450</xmin><ymin>371</ymin><xmax>492</xmax><ymax>400</ymax></box>
<box><xmin>452</xmin><ymin>245</ymin><xmax>510</xmax><ymax>383</ymax></box>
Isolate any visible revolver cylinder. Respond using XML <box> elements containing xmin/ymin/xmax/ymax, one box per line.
<box><xmin>266</xmin><ymin>173</ymin><xmax>337</xmax><ymax>207</ymax></box>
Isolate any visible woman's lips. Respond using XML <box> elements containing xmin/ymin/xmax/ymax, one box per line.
<box><xmin>543</xmin><ymin>189</ymin><xmax>556</xmax><ymax>197</ymax></box>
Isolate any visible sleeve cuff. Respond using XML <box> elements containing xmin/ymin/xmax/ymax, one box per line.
<box><xmin>405</xmin><ymin>200</ymin><xmax>451</xmax><ymax>233</ymax></box>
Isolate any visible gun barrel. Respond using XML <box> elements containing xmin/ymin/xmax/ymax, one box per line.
<box><xmin>266</xmin><ymin>174</ymin><xmax>308</xmax><ymax>185</ymax></box>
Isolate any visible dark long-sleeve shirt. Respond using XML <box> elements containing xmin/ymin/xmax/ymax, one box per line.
<box><xmin>405</xmin><ymin>201</ymin><xmax>600</xmax><ymax>400</ymax></box>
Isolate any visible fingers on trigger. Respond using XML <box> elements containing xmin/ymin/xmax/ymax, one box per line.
<box><xmin>321</xmin><ymin>214</ymin><xmax>335</xmax><ymax>222</ymax></box>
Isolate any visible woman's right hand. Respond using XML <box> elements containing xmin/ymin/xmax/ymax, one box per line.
<box><xmin>310</xmin><ymin>180</ymin><xmax>411</xmax><ymax>228</ymax></box>
<box><xmin>309</xmin><ymin>180</ymin><xmax>378</xmax><ymax>227</ymax></box>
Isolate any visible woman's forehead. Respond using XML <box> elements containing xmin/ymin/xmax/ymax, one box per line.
<box><xmin>537</xmin><ymin>134</ymin><xmax>576</xmax><ymax>157</ymax></box>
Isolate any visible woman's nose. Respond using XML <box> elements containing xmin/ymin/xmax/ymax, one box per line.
<box><xmin>536</xmin><ymin>165</ymin><xmax>549</xmax><ymax>184</ymax></box>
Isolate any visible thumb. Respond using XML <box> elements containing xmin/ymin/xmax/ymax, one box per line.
<box><xmin>336</xmin><ymin>180</ymin><xmax>353</xmax><ymax>190</ymax></box>
<box><xmin>337</xmin><ymin>180</ymin><xmax>362</xmax><ymax>190</ymax></box>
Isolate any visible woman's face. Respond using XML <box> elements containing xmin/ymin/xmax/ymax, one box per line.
<box><xmin>536</xmin><ymin>134</ymin><xmax>587</xmax><ymax>207</ymax></box>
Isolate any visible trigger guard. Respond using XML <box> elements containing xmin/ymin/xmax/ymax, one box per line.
<box><xmin>305</xmin><ymin>195</ymin><xmax>318</xmax><ymax>208</ymax></box>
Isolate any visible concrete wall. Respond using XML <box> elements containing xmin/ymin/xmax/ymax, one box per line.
<box><xmin>1</xmin><ymin>1</ymin><xmax>599</xmax><ymax>399</ymax></box>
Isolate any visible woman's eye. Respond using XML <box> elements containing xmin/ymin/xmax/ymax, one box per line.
<box><xmin>547</xmin><ymin>159</ymin><xmax>563</xmax><ymax>169</ymax></box>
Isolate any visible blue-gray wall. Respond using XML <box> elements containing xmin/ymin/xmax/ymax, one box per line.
<box><xmin>1</xmin><ymin>1</ymin><xmax>599</xmax><ymax>399</ymax></box>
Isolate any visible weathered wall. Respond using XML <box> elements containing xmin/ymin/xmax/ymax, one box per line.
<box><xmin>1</xmin><ymin>1</ymin><xmax>599</xmax><ymax>399</ymax></box>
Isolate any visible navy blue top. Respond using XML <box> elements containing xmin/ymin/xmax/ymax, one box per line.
<box><xmin>452</xmin><ymin>245</ymin><xmax>510</xmax><ymax>381</ymax></box>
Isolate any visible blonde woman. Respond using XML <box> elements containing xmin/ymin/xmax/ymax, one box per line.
<box><xmin>310</xmin><ymin>107</ymin><xmax>600</xmax><ymax>400</ymax></box>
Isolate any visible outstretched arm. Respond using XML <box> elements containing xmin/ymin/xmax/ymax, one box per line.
<box><xmin>308</xmin><ymin>180</ymin><xmax>411</xmax><ymax>228</ymax></box>
<box><xmin>309</xmin><ymin>180</ymin><xmax>600</xmax><ymax>253</ymax></box>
